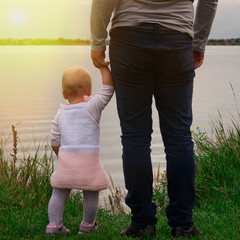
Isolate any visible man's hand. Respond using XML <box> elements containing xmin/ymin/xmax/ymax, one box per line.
<box><xmin>91</xmin><ymin>49</ymin><xmax>110</xmax><ymax>69</ymax></box>
<box><xmin>193</xmin><ymin>51</ymin><xmax>204</xmax><ymax>69</ymax></box>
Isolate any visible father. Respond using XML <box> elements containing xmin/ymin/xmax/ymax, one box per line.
<box><xmin>90</xmin><ymin>0</ymin><xmax>218</xmax><ymax>238</ymax></box>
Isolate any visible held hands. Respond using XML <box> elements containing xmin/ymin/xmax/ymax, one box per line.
<box><xmin>91</xmin><ymin>49</ymin><xmax>113</xmax><ymax>86</ymax></box>
<box><xmin>193</xmin><ymin>51</ymin><xmax>204</xmax><ymax>69</ymax></box>
<box><xmin>91</xmin><ymin>49</ymin><xmax>110</xmax><ymax>69</ymax></box>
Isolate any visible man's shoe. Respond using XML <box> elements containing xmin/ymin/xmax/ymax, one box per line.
<box><xmin>171</xmin><ymin>224</ymin><xmax>201</xmax><ymax>238</ymax></box>
<box><xmin>120</xmin><ymin>224</ymin><xmax>156</xmax><ymax>239</ymax></box>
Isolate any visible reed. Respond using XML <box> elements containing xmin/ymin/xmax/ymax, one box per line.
<box><xmin>0</xmin><ymin>125</ymin><xmax>53</xmax><ymax>210</ymax></box>
<box><xmin>104</xmin><ymin>165</ymin><xmax>168</xmax><ymax>215</ymax></box>
<box><xmin>104</xmin><ymin>172</ymin><xmax>127</xmax><ymax>215</ymax></box>
<box><xmin>152</xmin><ymin>167</ymin><xmax>168</xmax><ymax>213</ymax></box>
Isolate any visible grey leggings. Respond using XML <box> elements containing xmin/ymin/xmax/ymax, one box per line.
<box><xmin>48</xmin><ymin>188</ymin><xmax>99</xmax><ymax>226</ymax></box>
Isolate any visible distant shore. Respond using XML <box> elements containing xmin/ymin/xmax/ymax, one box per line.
<box><xmin>207</xmin><ymin>38</ymin><xmax>240</xmax><ymax>46</ymax></box>
<box><xmin>0</xmin><ymin>38</ymin><xmax>240</xmax><ymax>46</ymax></box>
<box><xmin>0</xmin><ymin>38</ymin><xmax>90</xmax><ymax>45</ymax></box>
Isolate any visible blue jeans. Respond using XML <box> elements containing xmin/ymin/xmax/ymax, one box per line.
<box><xmin>109</xmin><ymin>25</ymin><xmax>196</xmax><ymax>229</ymax></box>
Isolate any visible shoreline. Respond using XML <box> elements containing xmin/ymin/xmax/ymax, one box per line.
<box><xmin>0</xmin><ymin>38</ymin><xmax>239</xmax><ymax>46</ymax></box>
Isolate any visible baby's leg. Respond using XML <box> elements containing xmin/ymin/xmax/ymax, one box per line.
<box><xmin>82</xmin><ymin>190</ymin><xmax>99</xmax><ymax>224</ymax></box>
<box><xmin>48</xmin><ymin>188</ymin><xmax>71</xmax><ymax>226</ymax></box>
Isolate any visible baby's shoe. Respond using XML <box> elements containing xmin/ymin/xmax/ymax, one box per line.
<box><xmin>78</xmin><ymin>221</ymin><xmax>98</xmax><ymax>234</ymax></box>
<box><xmin>46</xmin><ymin>222</ymin><xmax>70</xmax><ymax>234</ymax></box>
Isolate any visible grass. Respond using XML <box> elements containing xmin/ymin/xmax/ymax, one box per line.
<box><xmin>193</xmin><ymin>114</ymin><xmax>240</xmax><ymax>206</ymax></box>
<box><xmin>0</xmin><ymin>126</ymin><xmax>53</xmax><ymax>210</ymax></box>
<box><xmin>0</xmin><ymin>199</ymin><xmax>239</xmax><ymax>240</ymax></box>
<box><xmin>0</xmin><ymin>115</ymin><xmax>239</xmax><ymax>239</ymax></box>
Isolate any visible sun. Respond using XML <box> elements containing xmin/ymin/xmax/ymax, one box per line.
<box><xmin>12</xmin><ymin>11</ymin><xmax>25</xmax><ymax>25</ymax></box>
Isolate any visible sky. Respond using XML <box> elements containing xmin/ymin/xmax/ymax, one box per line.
<box><xmin>0</xmin><ymin>0</ymin><xmax>240</xmax><ymax>40</ymax></box>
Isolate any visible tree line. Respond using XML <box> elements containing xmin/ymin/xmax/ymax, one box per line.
<box><xmin>0</xmin><ymin>38</ymin><xmax>90</xmax><ymax>45</ymax></box>
<box><xmin>0</xmin><ymin>38</ymin><xmax>239</xmax><ymax>45</ymax></box>
<box><xmin>207</xmin><ymin>38</ymin><xmax>240</xmax><ymax>45</ymax></box>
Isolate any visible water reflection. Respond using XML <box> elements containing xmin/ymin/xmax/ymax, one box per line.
<box><xmin>0</xmin><ymin>45</ymin><xmax>240</xmax><ymax>186</ymax></box>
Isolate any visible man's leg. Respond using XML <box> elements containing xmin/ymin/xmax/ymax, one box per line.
<box><xmin>152</xmin><ymin>30</ymin><xmax>196</xmax><ymax>229</ymax></box>
<box><xmin>155</xmin><ymin>81</ymin><xmax>195</xmax><ymax>228</ymax></box>
<box><xmin>110</xmin><ymin>27</ymin><xmax>157</xmax><ymax>229</ymax></box>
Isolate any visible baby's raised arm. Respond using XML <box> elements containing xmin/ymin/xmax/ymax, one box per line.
<box><xmin>100</xmin><ymin>66</ymin><xmax>114</xmax><ymax>87</ymax></box>
<box><xmin>85</xmin><ymin>66</ymin><xmax>114</xmax><ymax>123</ymax></box>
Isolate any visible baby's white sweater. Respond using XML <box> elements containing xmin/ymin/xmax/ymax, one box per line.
<box><xmin>50</xmin><ymin>84</ymin><xmax>114</xmax><ymax>153</ymax></box>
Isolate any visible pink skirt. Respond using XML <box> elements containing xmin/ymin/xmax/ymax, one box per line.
<box><xmin>50</xmin><ymin>152</ymin><xmax>108</xmax><ymax>191</ymax></box>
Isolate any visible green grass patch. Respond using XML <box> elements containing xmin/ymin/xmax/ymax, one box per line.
<box><xmin>193</xmin><ymin>115</ymin><xmax>240</xmax><ymax>206</ymax></box>
<box><xmin>0</xmin><ymin>200</ymin><xmax>238</xmax><ymax>239</ymax></box>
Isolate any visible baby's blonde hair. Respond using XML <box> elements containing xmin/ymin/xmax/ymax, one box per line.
<box><xmin>62</xmin><ymin>66</ymin><xmax>92</xmax><ymax>98</ymax></box>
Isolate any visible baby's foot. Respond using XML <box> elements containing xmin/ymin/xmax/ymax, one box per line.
<box><xmin>78</xmin><ymin>221</ymin><xmax>98</xmax><ymax>234</ymax></box>
<box><xmin>46</xmin><ymin>223</ymin><xmax>70</xmax><ymax>234</ymax></box>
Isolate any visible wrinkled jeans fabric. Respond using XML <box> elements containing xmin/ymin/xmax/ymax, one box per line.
<box><xmin>109</xmin><ymin>25</ymin><xmax>195</xmax><ymax>229</ymax></box>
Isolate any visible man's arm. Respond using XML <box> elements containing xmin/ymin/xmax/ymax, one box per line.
<box><xmin>193</xmin><ymin>0</ymin><xmax>218</xmax><ymax>68</ymax></box>
<box><xmin>90</xmin><ymin>0</ymin><xmax>116</xmax><ymax>68</ymax></box>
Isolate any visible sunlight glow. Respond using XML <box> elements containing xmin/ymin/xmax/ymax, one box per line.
<box><xmin>12</xmin><ymin>11</ymin><xmax>25</xmax><ymax>25</ymax></box>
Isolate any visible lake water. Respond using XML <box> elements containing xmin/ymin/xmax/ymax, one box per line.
<box><xmin>0</xmin><ymin>45</ymin><xmax>239</xmax><ymax>186</ymax></box>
